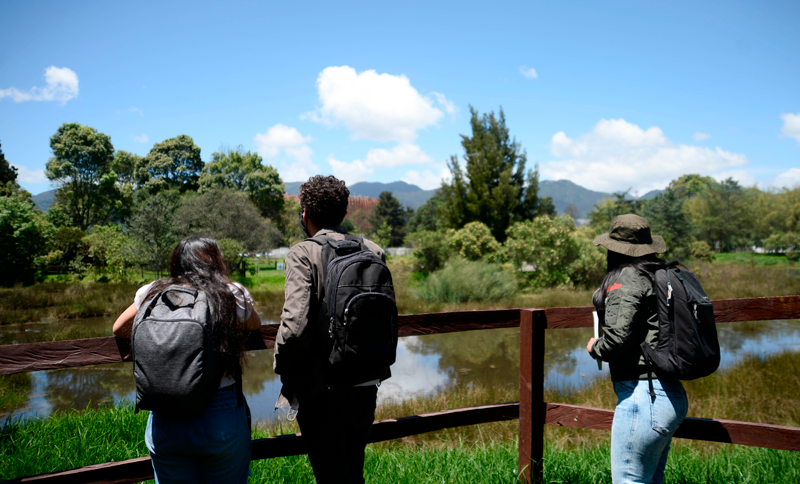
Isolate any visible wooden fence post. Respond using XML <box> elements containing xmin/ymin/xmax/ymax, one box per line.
<box><xmin>519</xmin><ymin>309</ymin><xmax>546</xmax><ymax>483</ymax></box>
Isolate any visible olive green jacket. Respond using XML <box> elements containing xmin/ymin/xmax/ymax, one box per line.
<box><xmin>590</xmin><ymin>266</ymin><xmax>659</xmax><ymax>381</ymax></box>
<box><xmin>273</xmin><ymin>228</ymin><xmax>387</xmax><ymax>407</ymax></box>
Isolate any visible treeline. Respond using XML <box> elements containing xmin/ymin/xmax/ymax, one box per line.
<box><xmin>588</xmin><ymin>175</ymin><xmax>800</xmax><ymax>259</ymax></box>
<box><xmin>1</xmin><ymin>125</ymin><xmax>319</xmax><ymax>286</ymax></box>
<box><xmin>3</xmin><ymin>107</ymin><xmax>798</xmax><ymax>290</ymax></box>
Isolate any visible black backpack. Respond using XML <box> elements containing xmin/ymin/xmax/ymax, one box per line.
<box><xmin>308</xmin><ymin>234</ymin><xmax>398</xmax><ymax>386</ymax></box>
<box><xmin>132</xmin><ymin>285</ymin><xmax>239</xmax><ymax>413</ymax></box>
<box><xmin>640</xmin><ymin>263</ymin><xmax>720</xmax><ymax>396</ymax></box>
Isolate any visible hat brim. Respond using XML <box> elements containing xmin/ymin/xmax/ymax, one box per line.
<box><xmin>593</xmin><ymin>233</ymin><xmax>667</xmax><ymax>257</ymax></box>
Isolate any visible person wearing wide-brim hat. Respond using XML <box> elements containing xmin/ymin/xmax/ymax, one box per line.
<box><xmin>587</xmin><ymin>214</ymin><xmax>688</xmax><ymax>484</ymax></box>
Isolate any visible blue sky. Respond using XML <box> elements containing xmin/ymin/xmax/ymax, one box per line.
<box><xmin>2</xmin><ymin>0</ymin><xmax>799</xmax><ymax>196</ymax></box>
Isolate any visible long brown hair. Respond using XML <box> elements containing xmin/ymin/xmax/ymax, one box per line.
<box><xmin>145</xmin><ymin>236</ymin><xmax>245</xmax><ymax>375</ymax></box>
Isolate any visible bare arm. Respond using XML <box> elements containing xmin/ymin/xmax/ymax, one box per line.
<box><xmin>113</xmin><ymin>303</ymin><xmax>138</xmax><ymax>338</ymax></box>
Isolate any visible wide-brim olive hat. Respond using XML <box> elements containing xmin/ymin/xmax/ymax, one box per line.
<box><xmin>593</xmin><ymin>214</ymin><xmax>667</xmax><ymax>257</ymax></box>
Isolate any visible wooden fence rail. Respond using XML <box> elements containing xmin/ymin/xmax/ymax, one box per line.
<box><xmin>1</xmin><ymin>295</ymin><xmax>799</xmax><ymax>484</ymax></box>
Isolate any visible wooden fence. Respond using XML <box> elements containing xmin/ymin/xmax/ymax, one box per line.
<box><xmin>1</xmin><ymin>295</ymin><xmax>799</xmax><ymax>484</ymax></box>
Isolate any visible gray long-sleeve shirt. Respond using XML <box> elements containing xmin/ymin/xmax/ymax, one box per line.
<box><xmin>591</xmin><ymin>266</ymin><xmax>659</xmax><ymax>381</ymax></box>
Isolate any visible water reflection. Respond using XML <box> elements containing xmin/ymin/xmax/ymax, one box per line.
<box><xmin>3</xmin><ymin>318</ymin><xmax>800</xmax><ymax>423</ymax></box>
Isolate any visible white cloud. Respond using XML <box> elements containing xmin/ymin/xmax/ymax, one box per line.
<box><xmin>362</xmin><ymin>143</ymin><xmax>433</xmax><ymax>169</ymax></box>
<box><xmin>402</xmin><ymin>165</ymin><xmax>452</xmax><ymax>190</ymax></box>
<box><xmin>519</xmin><ymin>66</ymin><xmax>538</xmax><ymax>79</ymax></box>
<box><xmin>13</xmin><ymin>165</ymin><xmax>48</xmax><ymax>184</ymax></box>
<box><xmin>325</xmin><ymin>144</ymin><xmax>435</xmax><ymax>185</ymax></box>
<box><xmin>133</xmin><ymin>133</ymin><xmax>149</xmax><ymax>143</ymax></box>
<box><xmin>254</xmin><ymin>124</ymin><xmax>316</xmax><ymax>182</ymax></box>
<box><xmin>305</xmin><ymin>66</ymin><xmax>444</xmax><ymax>142</ymax></box>
<box><xmin>254</xmin><ymin>124</ymin><xmax>312</xmax><ymax>162</ymax></box>
<box><xmin>772</xmin><ymin>168</ymin><xmax>800</xmax><ymax>189</ymax></box>
<box><xmin>711</xmin><ymin>169</ymin><xmax>756</xmax><ymax>187</ymax></box>
<box><xmin>430</xmin><ymin>92</ymin><xmax>458</xmax><ymax>116</ymax></box>
<box><xmin>0</xmin><ymin>67</ymin><xmax>79</xmax><ymax>105</ymax></box>
<box><xmin>541</xmin><ymin>118</ymin><xmax>749</xmax><ymax>194</ymax></box>
<box><xmin>328</xmin><ymin>155</ymin><xmax>373</xmax><ymax>184</ymax></box>
<box><xmin>693</xmin><ymin>132</ymin><xmax>711</xmax><ymax>141</ymax></box>
<box><xmin>127</xmin><ymin>107</ymin><xmax>144</xmax><ymax>116</ymax></box>
<box><xmin>780</xmin><ymin>113</ymin><xmax>800</xmax><ymax>144</ymax></box>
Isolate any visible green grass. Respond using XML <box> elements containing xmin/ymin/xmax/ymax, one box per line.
<box><xmin>713</xmin><ymin>252</ymin><xmax>795</xmax><ymax>266</ymax></box>
<box><xmin>3</xmin><ymin>351</ymin><xmax>799</xmax><ymax>482</ymax></box>
<box><xmin>3</xmin><ymin>409</ymin><xmax>799</xmax><ymax>483</ymax></box>
<box><xmin>0</xmin><ymin>282</ymin><xmax>141</xmax><ymax>325</ymax></box>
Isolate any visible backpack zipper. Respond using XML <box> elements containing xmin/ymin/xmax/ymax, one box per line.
<box><xmin>328</xmin><ymin>256</ymin><xmax>391</xmax><ymax>323</ymax></box>
<box><xmin>343</xmin><ymin>292</ymin><xmax>394</xmax><ymax>327</ymax></box>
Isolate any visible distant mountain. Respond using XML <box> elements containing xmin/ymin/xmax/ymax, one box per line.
<box><xmin>284</xmin><ymin>180</ymin><xmax>437</xmax><ymax>210</ymax></box>
<box><xmin>639</xmin><ymin>189</ymin><xmax>664</xmax><ymax>200</ymax></box>
<box><xmin>31</xmin><ymin>180</ymin><xmax>658</xmax><ymax>217</ymax></box>
<box><xmin>538</xmin><ymin>180</ymin><xmax>613</xmax><ymax>219</ymax></box>
<box><xmin>32</xmin><ymin>189</ymin><xmax>56</xmax><ymax>212</ymax></box>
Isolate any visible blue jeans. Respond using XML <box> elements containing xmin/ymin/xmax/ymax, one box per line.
<box><xmin>145</xmin><ymin>387</ymin><xmax>252</xmax><ymax>484</ymax></box>
<box><xmin>611</xmin><ymin>379</ymin><xmax>688</xmax><ymax>484</ymax></box>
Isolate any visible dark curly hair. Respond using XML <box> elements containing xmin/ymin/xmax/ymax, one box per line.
<box><xmin>299</xmin><ymin>175</ymin><xmax>350</xmax><ymax>227</ymax></box>
<box><xmin>144</xmin><ymin>236</ymin><xmax>246</xmax><ymax>377</ymax></box>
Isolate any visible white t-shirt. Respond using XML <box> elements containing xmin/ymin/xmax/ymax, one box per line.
<box><xmin>134</xmin><ymin>281</ymin><xmax>254</xmax><ymax>324</ymax></box>
<box><xmin>134</xmin><ymin>280</ymin><xmax>255</xmax><ymax>387</ymax></box>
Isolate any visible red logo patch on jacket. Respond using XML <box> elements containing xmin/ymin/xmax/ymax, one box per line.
<box><xmin>606</xmin><ymin>283</ymin><xmax>622</xmax><ymax>294</ymax></box>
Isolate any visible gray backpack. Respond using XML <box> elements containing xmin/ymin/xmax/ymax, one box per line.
<box><xmin>132</xmin><ymin>285</ymin><xmax>225</xmax><ymax>413</ymax></box>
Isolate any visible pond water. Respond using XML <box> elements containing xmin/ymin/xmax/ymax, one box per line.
<box><xmin>3</xmin><ymin>317</ymin><xmax>800</xmax><ymax>424</ymax></box>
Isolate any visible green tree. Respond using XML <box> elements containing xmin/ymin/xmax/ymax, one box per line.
<box><xmin>0</xmin><ymin>141</ymin><xmax>23</xmax><ymax>196</ymax></box>
<box><xmin>406</xmin><ymin>192</ymin><xmax>445</xmax><ymax>233</ymax></box>
<box><xmin>372</xmin><ymin>221</ymin><xmax>392</xmax><ymax>250</ymax></box>
<box><xmin>669</xmin><ymin>174</ymin><xmax>716</xmax><ymax>198</ymax></box>
<box><xmin>440</xmin><ymin>106</ymin><xmax>554</xmax><ymax>241</ymax></box>
<box><xmin>217</xmin><ymin>238</ymin><xmax>245</xmax><ymax>274</ymax></box>
<box><xmin>128</xmin><ymin>190</ymin><xmax>181</xmax><ymax>275</ymax></box>
<box><xmin>279</xmin><ymin>196</ymin><xmax>305</xmax><ymax>247</ymax></box>
<box><xmin>84</xmin><ymin>225</ymin><xmax>140</xmax><ymax>280</ymax></box>
<box><xmin>138</xmin><ymin>135</ymin><xmax>203</xmax><ymax>192</ymax></box>
<box><xmin>50</xmin><ymin>226</ymin><xmax>88</xmax><ymax>269</ymax></box>
<box><xmin>588</xmin><ymin>191</ymin><xmax>643</xmax><ymax>231</ymax></box>
<box><xmin>105</xmin><ymin>150</ymin><xmax>141</xmax><ymax>224</ymax></box>
<box><xmin>174</xmin><ymin>189</ymin><xmax>282</xmax><ymax>253</ymax></box>
<box><xmin>45</xmin><ymin>123</ymin><xmax>117</xmax><ymax>230</ymax></box>
<box><xmin>405</xmin><ymin>230</ymin><xmax>448</xmax><ymax>272</ymax></box>
<box><xmin>686</xmin><ymin>178</ymin><xmax>754</xmax><ymax>251</ymax></box>
<box><xmin>199</xmin><ymin>146</ymin><xmax>285</xmax><ymax>220</ymax></box>
<box><xmin>0</xmin><ymin>195</ymin><xmax>55</xmax><ymax>286</ymax></box>
<box><xmin>640</xmin><ymin>188</ymin><xmax>697</xmax><ymax>260</ymax></box>
<box><xmin>368</xmin><ymin>191</ymin><xmax>409</xmax><ymax>246</ymax></box>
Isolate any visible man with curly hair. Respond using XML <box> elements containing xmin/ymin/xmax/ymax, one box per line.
<box><xmin>273</xmin><ymin>175</ymin><xmax>388</xmax><ymax>484</ymax></box>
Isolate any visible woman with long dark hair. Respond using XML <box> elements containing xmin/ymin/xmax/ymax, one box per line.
<box><xmin>587</xmin><ymin>215</ymin><xmax>689</xmax><ymax>484</ymax></box>
<box><xmin>113</xmin><ymin>236</ymin><xmax>261</xmax><ymax>484</ymax></box>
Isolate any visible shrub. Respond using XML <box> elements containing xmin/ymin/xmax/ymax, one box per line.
<box><xmin>446</xmin><ymin>221</ymin><xmax>502</xmax><ymax>262</ymax></box>
<box><xmin>505</xmin><ymin>216</ymin><xmax>582</xmax><ymax>289</ymax></box>
<box><xmin>570</xmin><ymin>235</ymin><xmax>607</xmax><ymax>288</ymax></box>
<box><xmin>415</xmin><ymin>257</ymin><xmax>517</xmax><ymax>303</ymax></box>
<box><xmin>690</xmin><ymin>240</ymin><xmax>715</xmax><ymax>263</ymax></box>
<box><xmin>406</xmin><ymin>230</ymin><xmax>448</xmax><ymax>272</ymax></box>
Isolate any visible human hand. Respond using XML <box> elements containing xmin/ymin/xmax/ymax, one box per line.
<box><xmin>586</xmin><ymin>337</ymin><xmax>597</xmax><ymax>358</ymax></box>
